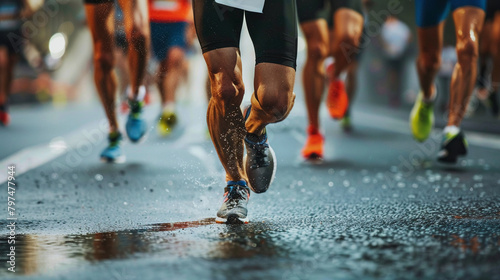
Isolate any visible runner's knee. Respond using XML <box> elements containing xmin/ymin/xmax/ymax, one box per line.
<box><xmin>306</xmin><ymin>39</ymin><xmax>328</xmax><ymax>63</ymax></box>
<box><xmin>256</xmin><ymin>83</ymin><xmax>294</xmax><ymax>121</ymax></box>
<box><xmin>93</xmin><ymin>50</ymin><xmax>114</xmax><ymax>72</ymax></box>
<box><xmin>167</xmin><ymin>48</ymin><xmax>184</xmax><ymax>68</ymax></box>
<box><xmin>456</xmin><ymin>37</ymin><xmax>478</xmax><ymax>66</ymax></box>
<box><xmin>127</xmin><ymin>24</ymin><xmax>149</xmax><ymax>49</ymax></box>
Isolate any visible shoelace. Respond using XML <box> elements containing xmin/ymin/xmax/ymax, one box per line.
<box><xmin>129</xmin><ymin>100</ymin><xmax>143</xmax><ymax>117</ymax></box>
<box><xmin>108</xmin><ymin>133</ymin><xmax>122</xmax><ymax>147</ymax></box>
<box><xmin>246</xmin><ymin>140</ymin><xmax>270</xmax><ymax>168</ymax></box>
<box><xmin>224</xmin><ymin>185</ymin><xmax>248</xmax><ymax>207</ymax></box>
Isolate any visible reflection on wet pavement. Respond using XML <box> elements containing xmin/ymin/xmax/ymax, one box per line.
<box><xmin>1</xmin><ymin>215</ymin><xmax>499</xmax><ymax>279</ymax></box>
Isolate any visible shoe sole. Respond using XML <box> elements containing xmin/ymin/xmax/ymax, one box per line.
<box><xmin>100</xmin><ymin>155</ymin><xmax>126</xmax><ymax>164</ymax></box>
<box><xmin>128</xmin><ymin>128</ymin><xmax>149</xmax><ymax>144</ymax></box>
<box><xmin>215</xmin><ymin>215</ymin><xmax>249</xmax><ymax>224</ymax></box>
<box><xmin>437</xmin><ymin>148</ymin><xmax>467</xmax><ymax>164</ymax></box>
<box><xmin>243</xmin><ymin>145</ymin><xmax>277</xmax><ymax>193</ymax></box>
<box><xmin>303</xmin><ymin>153</ymin><xmax>324</xmax><ymax>165</ymax></box>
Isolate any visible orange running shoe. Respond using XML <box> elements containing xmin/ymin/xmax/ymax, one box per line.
<box><xmin>301</xmin><ymin>125</ymin><xmax>324</xmax><ymax>160</ymax></box>
<box><xmin>326</xmin><ymin>79</ymin><xmax>349</xmax><ymax>120</ymax></box>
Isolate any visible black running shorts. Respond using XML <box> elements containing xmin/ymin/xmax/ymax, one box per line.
<box><xmin>193</xmin><ymin>0</ymin><xmax>298</xmax><ymax>69</ymax></box>
<box><xmin>486</xmin><ymin>0</ymin><xmax>500</xmax><ymax>21</ymax></box>
<box><xmin>83</xmin><ymin>0</ymin><xmax>113</xmax><ymax>4</ymax></box>
<box><xmin>297</xmin><ymin>0</ymin><xmax>363</xmax><ymax>26</ymax></box>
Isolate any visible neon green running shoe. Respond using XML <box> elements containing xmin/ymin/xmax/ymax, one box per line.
<box><xmin>410</xmin><ymin>92</ymin><xmax>434</xmax><ymax>142</ymax></box>
<box><xmin>157</xmin><ymin>111</ymin><xmax>178</xmax><ymax>136</ymax></box>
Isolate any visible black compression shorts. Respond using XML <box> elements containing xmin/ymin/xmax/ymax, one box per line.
<box><xmin>486</xmin><ymin>0</ymin><xmax>500</xmax><ymax>21</ymax></box>
<box><xmin>297</xmin><ymin>0</ymin><xmax>363</xmax><ymax>26</ymax></box>
<box><xmin>83</xmin><ymin>0</ymin><xmax>113</xmax><ymax>4</ymax></box>
<box><xmin>193</xmin><ymin>0</ymin><xmax>298</xmax><ymax>69</ymax></box>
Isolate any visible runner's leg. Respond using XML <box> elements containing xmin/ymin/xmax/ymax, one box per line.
<box><xmin>490</xmin><ymin>11</ymin><xmax>500</xmax><ymax>93</ymax></box>
<box><xmin>158</xmin><ymin>47</ymin><xmax>185</xmax><ymax>107</ymax></box>
<box><xmin>330</xmin><ymin>8</ymin><xmax>363</xmax><ymax>79</ymax></box>
<box><xmin>448</xmin><ymin>7</ymin><xmax>485</xmax><ymax>126</ymax></box>
<box><xmin>0</xmin><ymin>47</ymin><xmax>17</xmax><ymax>106</ymax></box>
<box><xmin>85</xmin><ymin>2</ymin><xmax>118</xmax><ymax>132</ymax></box>
<box><xmin>416</xmin><ymin>23</ymin><xmax>444</xmax><ymax>100</ymax></box>
<box><xmin>301</xmin><ymin>20</ymin><xmax>329</xmax><ymax>129</ymax></box>
<box><xmin>204</xmin><ymin>48</ymin><xmax>247</xmax><ymax>182</ymax></box>
<box><xmin>117</xmin><ymin>0</ymin><xmax>149</xmax><ymax>99</ymax></box>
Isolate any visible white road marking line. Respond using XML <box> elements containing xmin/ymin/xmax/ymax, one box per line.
<box><xmin>0</xmin><ymin>106</ymin><xmax>160</xmax><ymax>185</ymax></box>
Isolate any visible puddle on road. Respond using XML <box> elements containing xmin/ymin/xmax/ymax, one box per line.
<box><xmin>0</xmin><ymin>218</ymin><xmax>284</xmax><ymax>276</ymax></box>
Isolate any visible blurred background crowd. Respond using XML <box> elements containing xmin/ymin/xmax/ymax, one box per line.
<box><xmin>1</xmin><ymin>0</ymin><xmax>498</xmax><ymax>133</ymax></box>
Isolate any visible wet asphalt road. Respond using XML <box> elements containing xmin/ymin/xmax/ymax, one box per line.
<box><xmin>1</xmin><ymin>92</ymin><xmax>500</xmax><ymax>280</ymax></box>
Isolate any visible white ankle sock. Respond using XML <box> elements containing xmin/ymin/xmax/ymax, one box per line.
<box><xmin>443</xmin><ymin>125</ymin><xmax>460</xmax><ymax>135</ymax></box>
<box><xmin>162</xmin><ymin>102</ymin><xmax>175</xmax><ymax>113</ymax></box>
<box><xmin>129</xmin><ymin>85</ymin><xmax>146</xmax><ymax>101</ymax></box>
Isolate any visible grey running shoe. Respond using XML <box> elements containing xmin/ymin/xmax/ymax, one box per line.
<box><xmin>243</xmin><ymin>105</ymin><xmax>276</xmax><ymax>193</ymax></box>
<box><xmin>216</xmin><ymin>180</ymin><xmax>250</xmax><ymax>224</ymax></box>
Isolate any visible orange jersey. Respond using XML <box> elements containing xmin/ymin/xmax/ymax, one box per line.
<box><xmin>149</xmin><ymin>0</ymin><xmax>192</xmax><ymax>23</ymax></box>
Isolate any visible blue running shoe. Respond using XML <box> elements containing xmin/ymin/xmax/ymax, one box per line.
<box><xmin>216</xmin><ymin>180</ymin><xmax>250</xmax><ymax>224</ymax></box>
<box><xmin>242</xmin><ymin>105</ymin><xmax>276</xmax><ymax>194</ymax></box>
<box><xmin>100</xmin><ymin>132</ymin><xmax>125</xmax><ymax>163</ymax></box>
<box><xmin>126</xmin><ymin>100</ymin><xmax>147</xmax><ymax>143</ymax></box>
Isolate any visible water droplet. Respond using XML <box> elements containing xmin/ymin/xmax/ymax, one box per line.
<box><xmin>328</xmin><ymin>182</ymin><xmax>334</xmax><ymax>187</ymax></box>
<box><xmin>297</xmin><ymin>180</ymin><xmax>303</xmax><ymax>186</ymax></box>
<box><xmin>95</xmin><ymin>174</ymin><xmax>103</xmax><ymax>181</ymax></box>
<box><xmin>123</xmin><ymin>202</ymin><xmax>128</xmax><ymax>205</ymax></box>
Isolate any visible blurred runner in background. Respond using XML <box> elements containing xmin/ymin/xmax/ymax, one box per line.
<box><xmin>112</xmin><ymin>2</ymin><xmax>131</xmax><ymax>114</ymax></box>
<box><xmin>0</xmin><ymin>0</ymin><xmax>40</xmax><ymax>126</ymax></box>
<box><xmin>296</xmin><ymin>0</ymin><xmax>364</xmax><ymax>161</ymax></box>
<box><xmin>149</xmin><ymin>0</ymin><xmax>192</xmax><ymax>136</ymax></box>
<box><xmin>473</xmin><ymin>0</ymin><xmax>500</xmax><ymax>117</ymax></box>
<box><xmin>380</xmin><ymin>15</ymin><xmax>411</xmax><ymax>108</ymax></box>
<box><xmin>410</xmin><ymin>0</ymin><xmax>486</xmax><ymax>163</ymax></box>
<box><xmin>83</xmin><ymin>0</ymin><xmax>150</xmax><ymax>163</ymax></box>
